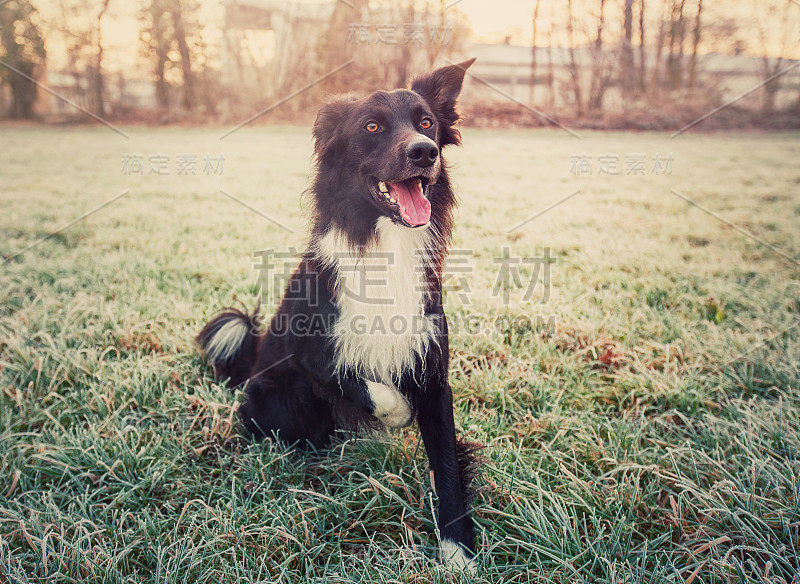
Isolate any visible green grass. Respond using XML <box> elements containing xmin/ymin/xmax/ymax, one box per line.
<box><xmin>1</xmin><ymin>125</ymin><xmax>799</xmax><ymax>583</ymax></box>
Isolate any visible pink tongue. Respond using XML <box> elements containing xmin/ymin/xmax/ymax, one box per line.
<box><xmin>387</xmin><ymin>179</ymin><xmax>431</xmax><ymax>226</ymax></box>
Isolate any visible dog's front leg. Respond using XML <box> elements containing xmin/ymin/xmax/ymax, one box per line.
<box><xmin>417</xmin><ymin>380</ymin><xmax>477</xmax><ymax>573</ymax></box>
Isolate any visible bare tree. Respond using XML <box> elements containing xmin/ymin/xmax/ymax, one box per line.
<box><xmin>423</xmin><ymin>1</ymin><xmax>469</xmax><ymax>74</ymax></box>
<box><xmin>92</xmin><ymin>0</ymin><xmax>111</xmax><ymax>117</ymax></box>
<box><xmin>687</xmin><ymin>0</ymin><xmax>702</xmax><ymax>88</ymax></box>
<box><xmin>638</xmin><ymin>0</ymin><xmax>647</xmax><ymax>92</ymax></box>
<box><xmin>140</xmin><ymin>0</ymin><xmax>172</xmax><ymax>110</ymax></box>
<box><xmin>423</xmin><ymin>0</ymin><xmax>451</xmax><ymax>72</ymax></box>
<box><xmin>320</xmin><ymin>0</ymin><xmax>368</xmax><ymax>95</ymax></box>
<box><xmin>320</xmin><ymin>0</ymin><xmax>467</xmax><ymax>99</ymax></box>
<box><xmin>530</xmin><ymin>0</ymin><xmax>542</xmax><ymax>103</ymax></box>
<box><xmin>170</xmin><ymin>0</ymin><xmax>196</xmax><ymax>110</ymax></box>
<box><xmin>754</xmin><ymin>0</ymin><xmax>798</xmax><ymax>112</ymax></box>
<box><xmin>588</xmin><ymin>0</ymin><xmax>612</xmax><ymax>113</ymax></box>
<box><xmin>545</xmin><ymin>0</ymin><xmax>556</xmax><ymax>108</ymax></box>
<box><xmin>675</xmin><ymin>0</ymin><xmax>688</xmax><ymax>88</ymax></box>
<box><xmin>621</xmin><ymin>0</ymin><xmax>634</xmax><ymax>96</ymax></box>
<box><xmin>649</xmin><ymin>0</ymin><xmax>670</xmax><ymax>96</ymax></box>
<box><xmin>55</xmin><ymin>0</ymin><xmax>111</xmax><ymax>115</ymax></box>
<box><xmin>0</xmin><ymin>0</ymin><xmax>45</xmax><ymax>118</ymax></box>
<box><xmin>666</xmin><ymin>0</ymin><xmax>686</xmax><ymax>90</ymax></box>
<box><xmin>139</xmin><ymin>0</ymin><xmax>204</xmax><ymax>112</ymax></box>
<box><xmin>566</xmin><ymin>0</ymin><xmax>584</xmax><ymax>114</ymax></box>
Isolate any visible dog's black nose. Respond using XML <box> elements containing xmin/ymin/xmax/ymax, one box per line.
<box><xmin>406</xmin><ymin>139</ymin><xmax>439</xmax><ymax>168</ymax></box>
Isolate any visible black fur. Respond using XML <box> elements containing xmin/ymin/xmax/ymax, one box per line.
<box><xmin>197</xmin><ymin>59</ymin><xmax>480</xmax><ymax>564</ymax></box>
<box><xmin>455</xmin><ymin>438</ymin><xmax>485</xmax><ymax>508</ymax></box>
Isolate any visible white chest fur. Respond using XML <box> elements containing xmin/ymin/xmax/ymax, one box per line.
<box><xmin>314</xmin><ymin>217</ymin><xmax>438</xmax><ymax>386</ymax></box>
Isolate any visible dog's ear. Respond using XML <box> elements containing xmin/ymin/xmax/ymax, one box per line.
<box><xmin>313</xmin><ymin>94</ymin><xmax>357</xmax><ymax>161</ymax></box>
<box><xmin>411</xmin><ymin>58</ymin><xmax>475</xmax><ymax>147</ymax></box>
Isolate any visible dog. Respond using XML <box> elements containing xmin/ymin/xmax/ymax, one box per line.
<box><xmin>197</xmin><ymin>58</ymin><xmax>478</xmax><ymax>572</ymax></box>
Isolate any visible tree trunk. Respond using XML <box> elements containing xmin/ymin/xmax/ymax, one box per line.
<box><xmin>545</xmin><ymin>1</ymin><xmax>555</xmax><ymax>109</ymax></box>
<box><xmin>650</xmin><ymin>0</ymin><xmax>669</xmax><ymax>95</ymax></box>
<box><xmin>530</xmin><ymin>0</ymin><xmax>542</xmax><ymax>103</ymax></box>
<box><xmin>7</xmin><ymin>62</ymin><xmax>37</xmax><ymax>118</ymax></box>
<box><xmin>687</xmin><ymin>0</ymin><xmax>702</xmax><ymax>88</ymax></box>
<box><xmin>621</xmin><ymin>0</ymin><xmax>634</xmax><ymax>96</ymax></box>
<box><xmin>666</xmin><ymin>0</ymin><xmax>686</xmax><ymax>90</ymax></box>
<box><xmin>155</xmin><ymin>50</ymin><xmax>169</xmax><ymax>109</ymax></box>
<box><xmin>666</xmin><ymin>1</ymin><xmax>676</xmax><ymax>88</ymax></box>
<box><xmin>566</xmin><ymin>0</ymin><xmax>583</xmax><ymax>114</ymax></box>
<box><xmin>589</xmin><ymin>0</ymin><xmax>607</xmax><ymax>113</ymax></box>
<box><xmin>762</xmin><ymin>57</ymin><xmax>783</xmax><ymax>113</ymax></box>
<box><xmin>93</xmin><ymin>0</ymin><xmax>111</xmax><ymax>117</ymax></box>
<box><xmin>638</xmin><ymin>0</ymin><xmax>646</xmax><ymax>92</ymax></box>
<box><xmin>142</xmin><ymin>0</ymin><xmax>171</xmax><ymax>110</ymax></box>
<box><xmin>675</xmin><ymin>0</ymin><xmax>687</xmax><ymax>89</ymax></box>
<box><xmin>171</xmin><ymin>0</ymin><xmax>195</xmax><ymax>110</ymax></box>
<box><xmin>0</xmin><ymin>2</ymin><xmax>42</xmax><ymax>119</ymax></box>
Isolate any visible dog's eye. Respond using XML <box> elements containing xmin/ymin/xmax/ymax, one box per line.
<box><xmin>365</xmin><ymin>121</ymin><xmax>380</xmax><ymax>133</ymax></box>
<box><xmin>420</xmin><ymin>117</ymin><xmax>433</xmax><ymax>129</ymax></box>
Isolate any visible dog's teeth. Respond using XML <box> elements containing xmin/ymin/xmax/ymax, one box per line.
<box><xmin>378</xmin><ymin>181</ymin><xmax>388</xmax><ymax>193</ymax></box>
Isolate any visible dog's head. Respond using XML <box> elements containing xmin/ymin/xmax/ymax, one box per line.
<box><xmin>311</xmin><ymin>59</ymin><xmax>475</xmax><ymax>231</ymax></box>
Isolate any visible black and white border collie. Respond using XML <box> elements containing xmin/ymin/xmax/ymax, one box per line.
<box><xmin>197</xmin><ymin>59</ymin><xmax>478</xmax><ymax>572</ymax></box>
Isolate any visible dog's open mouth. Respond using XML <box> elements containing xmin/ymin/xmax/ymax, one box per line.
<box><xmin>371</xmin><ymin>176</ymin><xmax>432</xmax><ymax>227</ymax></box>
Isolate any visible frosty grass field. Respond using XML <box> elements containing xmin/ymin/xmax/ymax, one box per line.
<box><xmin>1</xmin><ymin>125</ymin><xmax>799</xmax><ymax>582</ymax></box>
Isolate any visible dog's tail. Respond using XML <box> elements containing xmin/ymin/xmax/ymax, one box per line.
<box><xmin>196</xmin><ymin>305</ymin><xmax>261</xmax><ymax>389</ymax></box>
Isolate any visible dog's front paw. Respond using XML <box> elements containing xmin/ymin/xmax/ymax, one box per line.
<box><xmin>440</xmin><ymin>540</ymin><xmax>478</xmax><ymax>575</ymax></box>
<box><xmin>365</xmin><ymin>381</ymin><xmax>413</xmax><ymax>428</ymax></box>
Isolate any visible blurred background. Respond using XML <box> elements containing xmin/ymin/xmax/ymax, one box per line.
<box><xmin>2</xmin><ymin>4</ymin><xmax>800</xmax><ymax>581</ymax></box>
<box><xmin>1</xmin><ymin>0</ymin><xmax>800</xmax><ymax>130</ymax></box>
